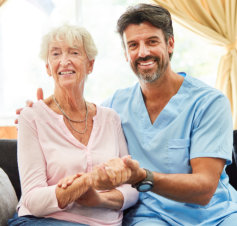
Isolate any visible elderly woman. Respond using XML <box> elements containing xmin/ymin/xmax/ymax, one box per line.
<box><xmin>8</xmin><ymin>24</ymin><xmax>138</xmax><ymax>226</ymax></box>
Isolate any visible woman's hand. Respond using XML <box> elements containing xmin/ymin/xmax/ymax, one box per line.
<box><xmin>56</xmin><ymin>173</ymin><xmax>91</xmax><ymax>209</ymax></box>
<box><xmin>58</xmin><ymin>173</ymin><xmax>82</xmax><ymax>189</ymax></box>
<box><xmin>77</xmin><ymin>188</ymin><xmax>124</xmax><ymax>210</ymax></box>
<box><xmin>76</xmin><ymin>187</ymin><xmax>101</xmax><ymax>207</ymax></box>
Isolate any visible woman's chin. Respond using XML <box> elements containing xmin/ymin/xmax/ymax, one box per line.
<box><xmin>55</xmin><ymin>75</ymin><xmax>85</xmax><ymax>91</ymax></box>
<box><xmin>58</xmin><ymin>80</ymin><xmax>78</xmax><ymax>89</ymax></box>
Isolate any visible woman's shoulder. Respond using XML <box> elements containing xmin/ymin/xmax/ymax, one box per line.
<box><xmin>20</xmin><ymin>100</ymin><xmax>57</xmax><ymax>122</ymax></box>
<box><xmin>18</xmin><ymin>101</ymin><xmax>42</xmax><ymax>126</ymax></box>
<box><xmin>96</xmin><ymin>105</ymin><xmax>121</xmax><ymax>122</ymax></box>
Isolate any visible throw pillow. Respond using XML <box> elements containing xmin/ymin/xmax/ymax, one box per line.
<box><xmin>0</xmin><ymin>168</ymin><xmax>18</xmax><ymax>226</ymax></box>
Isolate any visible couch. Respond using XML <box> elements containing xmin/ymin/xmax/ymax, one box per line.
<box><xmin>0</xmin><ymin>131</ymin><xmax>237</xmax><ymax>225</ymax></box>
<box><xmin>0</xmin><ymin>139</ymin><xmax>19</xmax><ymax>226</ymax></box>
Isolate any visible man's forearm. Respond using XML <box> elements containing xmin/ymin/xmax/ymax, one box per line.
<box><xmin>152</xmin><ymin>172</ymin><xmax>215</xmax><ymax>205</ymax></box>
<box><xmin>150</xmin><ymin>157</ymin><xmax>225</xmax><ymax>205</ymax></box>
<box><xmin>124</xmin><ymin>157</ymin><xmax>224</xmax><ymax>206</ymax></box>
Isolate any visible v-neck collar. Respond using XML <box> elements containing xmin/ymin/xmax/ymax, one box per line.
<box><xmin>39</xmin><ymin>100</ymin><xmax>99</xmax><ymax>149</ymax></box>
<box><xmin>136</xmin><ymin>73</ymin><xmax>189</xmax><ymax>129</ymax></box>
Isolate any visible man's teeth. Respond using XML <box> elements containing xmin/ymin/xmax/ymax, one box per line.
<box><xmin>139</xmin><ymin>61</ymin><xmax>154</xmax><ymax>66</ymax></box>
<box><xmin>59</xmin><ymin>71</ymin><xmax>74</xmax><ymax>75</ymax></box>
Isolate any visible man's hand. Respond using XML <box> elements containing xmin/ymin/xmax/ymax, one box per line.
<box><xmin>91</xmin><ymin>157</ymin><xmax>133</xmax><ymax>190</ymax></box>
<box><xmin>122</xmin><ymin>156</ymin><xmax>146</xmax><ymax>185</ymax></box>
<box><xmin>36</xmin><ymin>87</ymin><xmax>44</xmax><ymax>101</ymax></box>
<box><xmin>91</xmin><ymin>156</ymin><xmax>147</xmax><ymax>190</ymax></box>
<box><xmin>15</xmin><ymin>88</ymin><xmax>44</xmax><ymax>124</ymax></box>
<box><xmin>91</xmin><ymin>164</ymin><xmax>118</xmax><ymax>190</ymax></box>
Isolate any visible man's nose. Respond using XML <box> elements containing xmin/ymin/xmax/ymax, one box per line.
<box><xmin>138</xmin><ymin>43</ymin><xmax>150</xmax><ymax>58</ymax></box>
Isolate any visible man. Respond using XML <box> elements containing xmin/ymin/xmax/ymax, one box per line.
<box><xmin>97</xmin><ymin>3</ymin><xmax>237</xmax><ymax>226</ymax></box>
<box><xmin>17</xmin><ymin>3</ymin><xmax>237</xmax><ymax>226</ymax></box>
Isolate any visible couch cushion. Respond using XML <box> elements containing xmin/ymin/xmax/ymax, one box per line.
<box><xmin>0</xmin><ymin>139</ymin><xmax>21</xmax><ymax>199</ymax></box>
<box><xmin>0</xmin><ymin>168</ymin><xmax>18</xmax><ymax>226</ymax></box>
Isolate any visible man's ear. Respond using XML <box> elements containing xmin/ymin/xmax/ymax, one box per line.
<box><xmin>46</xmin><ymin>63</ymin><xmax>52</xmax><ymax>76</ymax></box>
<box><xmin>167</xmin><ymin>36</ymin><xmax>174</xmax><ymax>56</ymax></box>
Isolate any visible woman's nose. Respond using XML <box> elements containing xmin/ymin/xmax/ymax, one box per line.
<box><xmin>59</xmin><ymin>55</ymin><xmax>71</xmax><ymax>66</ymax></box>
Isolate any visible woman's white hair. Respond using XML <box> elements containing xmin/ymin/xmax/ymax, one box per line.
<box><xmin>40</xmin><ymin>24</ymin><xmax>98</xmax><ymax>62</ymax></box>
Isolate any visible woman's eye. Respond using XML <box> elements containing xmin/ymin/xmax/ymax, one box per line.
<box><xmin>52</xmin><ymin>52</ymin><xmax>59</xmax><ymax>56</ymax></box>
<box><xmin>70</xmin><ymin>50</ymin><xmax>80</xmax><ymax>55</ymax></box>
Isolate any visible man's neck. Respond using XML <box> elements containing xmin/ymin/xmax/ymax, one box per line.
<box><xmin>139</xmin><ymin>70</ymin><xmax>184</xmax><ymax>124</ymax></box>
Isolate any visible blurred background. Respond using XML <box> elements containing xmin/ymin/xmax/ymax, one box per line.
<box><xmin>0</xmin><ymin>0</ymin><xmax>225</xmax><ymax>126</ymax></box>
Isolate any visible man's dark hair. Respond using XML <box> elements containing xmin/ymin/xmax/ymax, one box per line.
<box><xmin>117</xmin><ymin>3</ymin><xmax>174</xmax><ymax>44</ymax></box>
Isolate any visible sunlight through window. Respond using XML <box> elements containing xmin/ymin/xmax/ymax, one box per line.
<box><xmin>0</xmin><ymin>0</ymin><xmax>225</xmax><ymax>125</ymax></box>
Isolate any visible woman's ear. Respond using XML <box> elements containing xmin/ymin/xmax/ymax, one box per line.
<box><xmin>88</xmin><ymin>59</ymin><xmax>95</xmax><ymax>74</ymax></box>
<box><xmin>46</xmin><ymin>63</ymin><xmax>52</xmax><ymax>76</ymax></box>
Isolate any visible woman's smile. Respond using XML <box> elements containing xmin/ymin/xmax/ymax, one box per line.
<box><xmin>58</xmin><ymin>70</ymin><xmax>76</xmax><ymax>75</ymax></box>
<box><xmin>58</xmin><ymin>70</ymin><xmax>76</xmax><ymax>78</ymax></box>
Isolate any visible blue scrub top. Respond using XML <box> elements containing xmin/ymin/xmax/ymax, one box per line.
<box><xmin>102</xmin><ymin>73</ymin><xmax>237</xmax><ymax>225</ymax></box>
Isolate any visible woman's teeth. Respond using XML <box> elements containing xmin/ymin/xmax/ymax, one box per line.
<box><xmin>59</xmin><ymin>71</ymin><xmax>74</xmax><ymax>75</ymax></box>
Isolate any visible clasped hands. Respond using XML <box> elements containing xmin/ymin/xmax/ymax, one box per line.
<box><xmin>56</xmin><ymin>156</ymin><xmax>145</xmax><ymax>208</ymax></box>
<box><xmin>58</xmin><ymin>155</ymin><xmax>144</xmax><ymax>191</ymax></box>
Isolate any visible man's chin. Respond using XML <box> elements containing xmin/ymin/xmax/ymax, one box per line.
<box><xmin>136</xmin><ymin>73</ymin><xmax>160</xmax><ymax>83</ymax></box>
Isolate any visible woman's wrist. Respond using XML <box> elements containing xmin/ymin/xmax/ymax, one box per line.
<box><xmin>82</xmin><ymin>172</ymin><xmax>92</xmax><ymax>189</ymax></box>
<box><xmin>73</xmin><ymin>173</ymin><xmax>91</xmax><ymax>197</ymax></box>
<box><xmin>56</xmin><ymin>173</ymin><xmax>92</xmax><ymax>209</ymax></box>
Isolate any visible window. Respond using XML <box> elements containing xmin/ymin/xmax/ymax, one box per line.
<box><xmin>0</xmin><ymin>0</ymin><xmax>225</xmax><ymax>125</ymax></box>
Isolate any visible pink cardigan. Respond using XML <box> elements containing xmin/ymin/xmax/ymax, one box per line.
<box><xmin>17</xmin><ymin>100</ymin><xmax>138</xmax><ymax>226</ymax></box>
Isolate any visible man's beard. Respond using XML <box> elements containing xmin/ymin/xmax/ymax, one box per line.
<box><xmin>132</xmin><ymin>55</ymin><xmax>168</xmax><ymax>83</ymax></box>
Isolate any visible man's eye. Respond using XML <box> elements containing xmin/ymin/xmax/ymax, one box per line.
<box><xmin>129</xmin><ymin>43</ymin><xmax>137</xmax><ymax>49</ymax></box>
<box><xmin>149</xmin><ymin>40</ymin><xmax>158</xmax><ymax>45</ymax></box>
